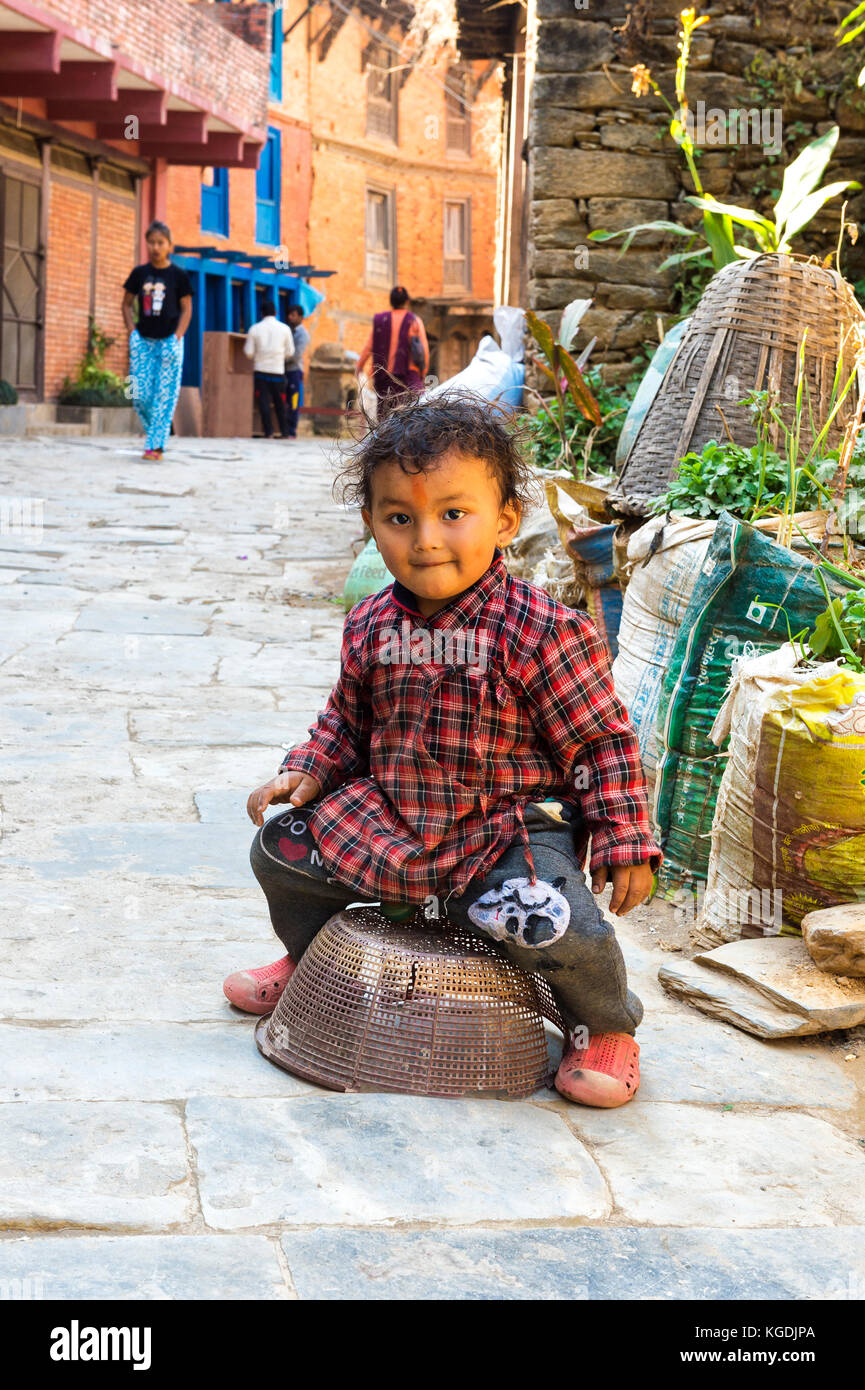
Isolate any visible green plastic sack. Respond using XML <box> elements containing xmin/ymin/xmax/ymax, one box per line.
<box><xmin>654</xmin><ymin>511</ymin><xmax>858</xmax><ymax>891</ymax></box>
<box><xmin>343</xmin><ymin>536</ymin><xmax>394</xmax><ymax>611</ymax></box>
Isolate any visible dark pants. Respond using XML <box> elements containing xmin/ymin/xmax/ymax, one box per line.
<box><xmin>254</xmin><ymin>372</ymin><xmax>289</xmax><ymax>438</ymax></box>
<box><xmin>285</xmin><ymin>369</ymin><xmax>302</xmax><ymax>437</ymax></box>
<box><xmin>249</xmin><ymin>801</ymin><xmax>643</xmax><ymax>1037</ymax></box>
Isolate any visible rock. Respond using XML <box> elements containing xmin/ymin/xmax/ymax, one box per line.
<box><xmin>534</xmin><ymin>20</ymin><xmax>615</xmax><ymax>74</ymax></box>
<box><xmin>694</xmin><ymin>937</ymin><xmax>865</xmax><ymax>1030</ymax></box>
<box><xmin>658</xmin><ymin>957</ymin><xmax>825</xmax><ymax>1039</ymax></box>
<box><xmin>530</xmin><ymin>107</ymin><xmax>596</xmax><ymax>148</ymax></box>
<box><xmin>802</xmin><ymin>904</ymin><xmax>865</xmax><ymax>978</ymax></box>
<box><xmin>534</xmin><ymin>148</ymin><xmax>679</xmax><ymax>201</ymax></box>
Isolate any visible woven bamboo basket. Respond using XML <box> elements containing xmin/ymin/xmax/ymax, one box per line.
<box><xmin>254</xmin><ymin>908</ymin><xmax>565</xmax><ymax>1099</ymax></box>
<box><xmin>612</xmin><ymin>253</ymin><xmax>865</xmax><ymax>516</ymax></box>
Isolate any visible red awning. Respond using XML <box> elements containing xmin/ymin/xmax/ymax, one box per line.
<box><xmin>0</xmin><ymin>0</ymin><xmax>267</xmax><ymax>168</ymax></box>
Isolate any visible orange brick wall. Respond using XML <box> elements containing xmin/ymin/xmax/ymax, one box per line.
<box><xmin>94</xmin><ymin>196</ymin><xmax>138</xmax><ymax>379</ymax></box>
<box><xmin>44</xmin><ymin>182</ymin><xmax>93</xmax><ymax>400</ymax></box>
<box><xmin>303</xmin><ymin>11</ymin><xmax>501</xmax><ymax>360</ymax></box>
<box><xmin>164</xmin><ymin>115</ymin><xmax>311</xmax><ymax>262</ymax></box>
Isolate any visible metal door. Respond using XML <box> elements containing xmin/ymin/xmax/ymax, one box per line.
<box><xmin>1</xmin><ymin>175</ymin><xmax>42</xmax><ymax>398</ymax></box>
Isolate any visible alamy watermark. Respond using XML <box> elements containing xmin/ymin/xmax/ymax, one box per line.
<box><xmin>671</xmin><ymin>883</ymin><xmax>785</xmax><ymax>933</ymax></box>
<box><xmin>0</xmin><ymin>497</ymin><xmax>43</xmax><ymax>542</ymax></box>
<box><xmin>683</xmin><ymin>100</ymin><xmax>782</xmax><ymax>156</ymax></box>
<box><xmin>377</xmin><ymin>620</ymin><xmax>491</xmax><ymax>673</ymax></box>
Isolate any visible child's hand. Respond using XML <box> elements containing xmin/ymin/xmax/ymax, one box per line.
<box><xmin>591</xmin><ymin>862</ymin><xmax>654</xmax><ymax>916</ymax></box>
<box><xmin>247</xmin><ymin>771</ymin><xmax>321</xmax><ymax>826</ymax></box>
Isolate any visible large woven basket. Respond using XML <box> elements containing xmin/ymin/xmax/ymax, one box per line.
<box><xmin>255</xmin><ymin>908</ymin><xmax>565</xmax><ymax>1099</ymax></box>
<box><xmin>612</xmin><ymin>253</ymin><xmax>865</xmax><ymax>516</ymax></box>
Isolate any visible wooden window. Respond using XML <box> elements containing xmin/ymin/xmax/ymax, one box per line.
<box><xmin>366</xmin><ymin>45</ymin><xmax>398</xmax><ymax>143</ymax></box>
<box><xmin>445</xmin><ymin>68</ymin><xmax>471</xmax><ymax>156</ymax></box>
<box><xmin>366</xmin><ymin>187</ymin><xmax>395</xmax><ymax>287</ymax></box>
<box><xmin>443</xmin><ymin>198</ymin><xmax>470</xmax><ymax>292</ymax></box>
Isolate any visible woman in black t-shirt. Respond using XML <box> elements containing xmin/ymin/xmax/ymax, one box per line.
<box><xmin>122</xmin><ymin>220</ymin><xmax>193</xmax><ymax>461</ymax></box>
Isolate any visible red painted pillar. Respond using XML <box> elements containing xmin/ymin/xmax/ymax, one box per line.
<box><xmin>139</xmin><ymin>156</ymin><xmax>169</xmax><ymax>254</ymax></box>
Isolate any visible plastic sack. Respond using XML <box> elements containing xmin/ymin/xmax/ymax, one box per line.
<box><xmin>654</xmin><ymin>510</ymin><xmax>855</xmax><ymax>890</ymax></box>
<box><xmin>493</xmin><ymin>306</ymin><xmax>525</xmax><ymax>361</ymax></box>
<box><xmin>611</xmin><ymin>513</ymin><xmax>716</xmax><ymax>796</ymax></box>
<box><xmin>610</xmin><ymin>509</ymin><xmax>819</xmax><ymax>799</ymax></box>
<box><xmin>696</xmin><ymin>645</ymin><xmax>865</xmax><ymax>947</ymax></box>
<box><xmin>422</xmin><ymin>335</ymin><xmax>524</xmax><ymax>410</ymax></box>
<box><xmin>615</xmin><ymin>318</ymin><xmax>690</xmax><ymax>468</ymax></box>
<box><xmin>343</xmin><ymin>536</ymin><xmax>394</xmax><ymax>612</ymax></box>
<box><xmin>566</xmin><ymin>524</ymin><xmax>622</xmax><ymax>659</ymax></box>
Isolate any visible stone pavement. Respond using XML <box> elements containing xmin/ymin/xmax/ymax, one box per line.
<box><xmin>1</xmin><ymin>433</ymin><xmax>864</xmax><ymax>1302</ymax></box>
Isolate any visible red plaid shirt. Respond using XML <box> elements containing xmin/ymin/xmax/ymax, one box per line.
<box><xmin>281</xmin><ymin>550</ymin><xmax>661</xmax><ymax>902</ymax></box>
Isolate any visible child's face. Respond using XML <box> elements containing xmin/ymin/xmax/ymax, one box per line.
<box><xmin>146</xmin><ymin>233</ymin><xmax>171</xmax><ymax>266</ymax></box>
<box><xmin>361</xmin><ymin>450</ymin><xmax>520</xmax><ymax>618</ymax></box>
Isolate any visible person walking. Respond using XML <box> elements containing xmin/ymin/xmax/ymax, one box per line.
<box><xmin>284</xmin><ymin>304</ymin><xmax>310</xmax><ymax>439</ymax></box>
<box><xmin>122</xmin><ymin>220</ymin><xmax>193</xmax><ymax>462</ymax></box>
<box><xmin>355</xmin><ymin>285</ymin><xmax>429</xmax><ymax>419</ymax></box>
<box><xmin>244</xmin><ymin>299</ymin><xmax>295</xmax><ymax>439</ymax></box>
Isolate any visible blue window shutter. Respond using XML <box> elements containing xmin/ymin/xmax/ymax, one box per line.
<box><xmin>255</xmin><ymin>127</ymin><xmax>281</xmax><ymax>247</ymax></box>
<box><xmin>201</xmin><ymin>168</ymin><xmax>229</xmax><ymax>237</ymax></box>
<box><xmin>270</xmin><ymin>3</ymin><xmax>283</xmax><ymax>100</ymax></box>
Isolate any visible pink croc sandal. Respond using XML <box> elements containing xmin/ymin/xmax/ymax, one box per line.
<box><xmin>223</xmin><ymin>955</ymin><xmax>296</xmax><ymax>1015</ymax></box>
<box><xmin>555</xmin><ymin>1031</ymin><xmax>640</xmax><ymax>1108</ymax></box>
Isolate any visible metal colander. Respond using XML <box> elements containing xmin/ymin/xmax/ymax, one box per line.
<box><xmin>254</xmin><ymin>908</ymin><xmax>565</xmax><ymax>1099</ymax></box>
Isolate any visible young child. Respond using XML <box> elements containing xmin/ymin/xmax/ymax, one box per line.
<box><xmin>122</xmin><ymin>220</ymin><xmax>193</xmax><ymax>462</ymax></box>
<box><xmin>224</xmin><ymin>393</ymin><xmax>661</xmax><ymax>1107</ymax></box>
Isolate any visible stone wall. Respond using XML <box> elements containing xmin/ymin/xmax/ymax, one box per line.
<box><xmin>529</xmin><ymin>0</ymin><xmax>865</xmax><ymax>378</ymax></box>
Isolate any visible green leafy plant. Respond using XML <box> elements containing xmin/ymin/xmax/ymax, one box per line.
<box><xmin>807</xmin><ymin>589</ymin><xmax>865</xmax><ymax>670</ymax></box>
<box><xmin>649</xmin><ymin>437</ymin><xmax>862</xmax><ymax>521</ymax></box>
<box><xmin>522</xmin><ymin>368</ymin><xmax>640</xmax><ymax>478</ymax></box>
<box><xmin>0</xmin><ymin>379</ymin><xmax>18</xmax><ymax>405</ymax></box>
<box><xmin>837</xmin><ymin>2</ymin><xmax>865</xmax><ymax>90</ymax></box>
<box><xmin>524</xmin><ymin>306</ymin><xmax>603</xmax><ymax>478</ymax></box>
<box><xmin>59</xmin><ymin>317</ymin><xmax>129</xmax><ymax>407</ymax></box>
<box><xmin>588</xmin><ymin>5</ymin><xmax>860</xmax><ymax>275</ymax></box>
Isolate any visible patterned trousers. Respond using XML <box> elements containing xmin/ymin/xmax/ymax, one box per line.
<box><xmin>129</xmin><ymin>331</ymin><xmax>184</xmax><ymax>451</ymax></box>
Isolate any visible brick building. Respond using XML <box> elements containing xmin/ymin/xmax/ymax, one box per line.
<box><xmin>0</xmin><ymin>0</ymin><xmax>273</xmax><ymax>401</ymax></box>
<box><xmin>0</xmin><ymin>0</ymin><xmax>503</xmax><ymax>410</ymax></box>
<box><xmin>299</xmin><ymin>1</ymin><xmax>502</xmax><ymax>376</ymax></box>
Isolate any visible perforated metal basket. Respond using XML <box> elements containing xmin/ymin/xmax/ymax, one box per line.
<box><xmin>254</xmin><ymin>908</ymin><xmax>565</xmax><ymax>1099</ymax></box>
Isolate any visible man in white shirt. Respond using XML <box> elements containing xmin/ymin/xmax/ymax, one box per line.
<box><xmin>244</xmin><ymin>299</ymin><xmax>295</xmax><ymax>438</ymax></box>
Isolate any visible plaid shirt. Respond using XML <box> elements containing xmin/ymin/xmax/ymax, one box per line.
<box><xmin>281</xmin><ymin>550</ymin><xmax>661</xmax><ymax>902</ymax></box>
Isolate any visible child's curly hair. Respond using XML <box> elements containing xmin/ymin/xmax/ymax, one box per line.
<box><xmin>335</xmin><ymin>388</ymin><xmax>543</xmax><ymax>514</ymax></box>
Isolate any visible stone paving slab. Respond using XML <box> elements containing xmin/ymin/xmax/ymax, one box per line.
<box><xmin>75</xmin><ymin>600</ymin><xmax>209</xmax><ymax>636</ymax></box>
<box><xmin>188</xmin><ymin>1094</ymin><xmax>611</xmax><ymax>1228</ymax></box>
<box><xmin>0</xmin><ymin>703</ymin><xmax>129</xmax><ymax>744</ymax></box>
<box><xmin>632</xmin><ymin>1013</ymin><xmax>855</xmax><ymax>1108</ymax></box>
<box><xmin>0</xmin><ymin>1023</ymin><xmax>312</xmax><ymax>1102</ymax></box>
<box><xmin>0</xmin><ymin>882</ymin><xmax>266</xmax><ymax>942</ymax></box>
<box><xmin>2</xmin><ymin>823</ymin><xmax>250</xmax><ymax>888</ymax></box>
<box><xmin>0</xmin><ymin>939</ymin><xmax>269</xmax><ymax>1022</ymax></box>
<box><xmin>1</xmin><ymin>631</ymin><xmax>234</xmax><ymax>690</ymax></box>
<box><xmin>279</xmin><ymin>1225</ymin><xmax>865</xmax><ymax>1300</ymax></box>
<box><xmin>0</xmin><ymin>1234</ymin><xmax>290</xmax><ymax>1300</ymax></box>
<box><xmin>569</xmin><ymin>1103</ymin><xmax>865</xmax><ymax>1226</ymax></box>
<box><xmin>0</xmin><ymin>1102</ymin><xmax>195</xmax><ymax>1230</ymax></box>
<box><xmin>130</xmin><ymin>709</ymin><xmax>321</xmax><ymax>747</ymax></box>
